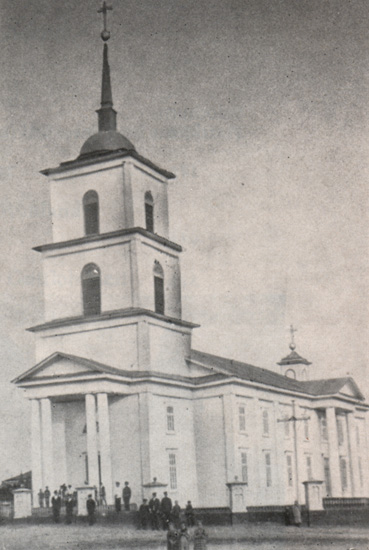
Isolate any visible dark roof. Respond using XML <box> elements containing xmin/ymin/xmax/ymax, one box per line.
<box><xmin>189</xmin><ymin>349</ymin><xmax>365</xmax><ymax>401</ymax></box>
<box><xmin>278</xmin><ymin>349</ymin><xmax>311</xmax><ymax>366</ymax></box>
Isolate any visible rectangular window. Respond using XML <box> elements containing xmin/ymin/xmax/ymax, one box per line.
<box><xmin>241</xmin><ymin>452</ymin><xmax>248</xmax><ymax>484</ymax></box>
<box><xmin>319</xmin><ymin>413</ymin><xmax>328</xmax><ymax>441</ymax></box>
<box><xmin>337</xmin><ymin>417</ymin><xmax>344</xmax><ymax>446</ymax></box>
<box><xmin>306</xmin><ymin>455</ymin><xmax>313</xmax><ymax>480</ymax></box>
<box><xmin>262</xmin><ymin>410</ymin><xmax>269</xmax><ymax>436</ymax></box>
<box><xmin>358</xmin><ymin>457</ymin><xmax>363</xmax><ymax>486</ymax></box>
<box><xmin>83</xmin><ymin>277</ymin><xmax>101</xmax><ymax>316</ymax></box>
<box><xmin>169</xmin><ymin>453</ymin><xmax>177</xmax><ymax>490</ymax></box>
<box><xmin>265</xmin><ymin>452</ymin><xmax>272</xmax><ymax>487</ymax></box>
<box><xmin>154</xmin><ymin>276</ymin><xmax>165</xmax><ymax>314</ymax></box>
<box><xmin>340</xmin><ymin>457</ymin><xmax>348</xmax><ymax>492</ymax></box>
<box><xmin>286</xmin><ymin>454</ymin><xmax>293</xmax><ymax>487</ymax></box>
<box><xmin>304</xmin><ymin>415</ymin><xmax>309</xmax><ymax>440</ymax></box>
<box><xmin>145</xmin><ymin>203</ymin><xmax>154</xmax><ymax>232</ymax></box>
<box><xmin>167</xmin><ymin>406</ymin><xmax>175</xmax><ymax>432</ymax></box>
<box><xmin>239</xmin><ymin>406</ymin><xmax>246</xmax><ymax>432</ymax></box>
<box><xmin>85</xmin><ymin>202</ymin><xmax>99</xmax><ymax>235</ymax></box>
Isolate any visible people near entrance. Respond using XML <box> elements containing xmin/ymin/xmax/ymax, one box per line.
<box><xmin>100</xmin><ymin>483</ymin><xmax>107</xmax><ymax>506</ymax></box>
<box><xmin>138</xmin><ymin>498</ymin><xmax>150</xmax><ymax>529</ymax></box>
<box><xmin>179</xmin><ymin>522</ymin><xmax>190</xmax><ymax>550</ymax></box>
<box><xmin>171</xmin><ymin>500</ymin><xmax>181</xmax><ymax>528</ymax></box>
<box><xmin>292</xmin><ymin>500</ymin><xmax>302</xmax><ymax>527</ymax></box>
<box><xmin>167</xmin><ymin>522</ymin><xmax>180</xmax><ymax>550</ymax></box>
<box><xmin>51</xmin><ymin>490</ymin><xmax>61</xmax><ymax>523</ymax></box>
<box><xmin>44</xmin><ymin>486</ymin><xmax>51</xmax><ymax>508</ymax></box>
<box><xmin>193</xmin><ymin>520</ymin><xmax>208</xmax><ymax>550</ymax></box>
<box><xmin>65</xmin><ymin>494</ymin><xmax>74</xmax><ymax>525</ymax></box>
<box><xmin>161</xmin><ymin>491</ymin><xmax>173</xmax><ymax>529</ymax></box>
<box><xmin>115</xmin><ymin>482</ymin><xmax>122</xmax><ymax>513</ymax></box>
<box><xmin>38</xmin><ymin>488</ymin><xmax>44</xmax><ymax>508</ymax></box>
<box><xmin>149</xmin><ymin>492</ymin><xmax>161</xmax><ymax>530</ymax></box>
<box><xmin>185</xmin><ymin>501</ymin><xmax>195</xmax><ymax>527</ymax></box>
<box><xmin>123</xmin><ymin>481</ymin><xmax>131</xmax><ymax>511</ymax></box>
<box><xmin>86</xmin><ymin>494</ymin><xmax>96</xmax><ymax>526</ymax></box>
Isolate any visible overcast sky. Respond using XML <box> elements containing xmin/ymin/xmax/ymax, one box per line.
<box><xmin>0</xmin><ymin>0</ymin><xmax>368</xmax><ymax>478</ymax></box>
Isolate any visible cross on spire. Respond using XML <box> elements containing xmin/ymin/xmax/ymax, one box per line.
<box><xmin>289</xmin><ymin>324</ymin><xmax>297</xmax><ymax>351</ymax></box>
<box><xmin>98</xmin><ymin>1</ymin><xmax>113</xmax><ymax>42</ymax></box>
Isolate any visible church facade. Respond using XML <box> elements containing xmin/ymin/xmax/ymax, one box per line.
<box><xmin>13</xmin><ymin>36</ymin><xmax>369</xmax><ymax>511</ymax></box>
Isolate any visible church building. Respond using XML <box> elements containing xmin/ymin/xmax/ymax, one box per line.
<box><xmin>13</xmin><ymin>11</ymin><xmax>369</xmax><ymax>512</ymax></box>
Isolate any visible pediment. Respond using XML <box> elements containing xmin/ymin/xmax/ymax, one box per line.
<box><xmin>12</xmin><ymin>352</ymin><xmax>119</xmax><ymax>384</ymax></box>
<box><xmin>338</xmin><ymin>379</ymin><xmax>365</xmax><ymax>401</ymax></box>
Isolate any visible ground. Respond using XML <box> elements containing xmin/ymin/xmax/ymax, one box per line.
<box><xmin>0</xmin><ymin>523</ymin><xmax>368</xmax><ymax>550</ymax></box>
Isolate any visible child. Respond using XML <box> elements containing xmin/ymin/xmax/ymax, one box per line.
<box><xmin>194</xmin><ymin>520</ymin><xmax>208</xmax><ymax>550</ymax></box>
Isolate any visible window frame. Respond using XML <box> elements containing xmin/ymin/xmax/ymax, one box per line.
<box><xmin>166</xmin><ymin>405</ymin><xmax>175</xmax><ymax>433</ymax></box>
<box><xmin>83</xmin><ymin>190</ymin><xmax>99</xmax><ymax>235</ymax></box>
<box><xmin>168</xmin><ymin>452</ymin><xmax>178</xmax><ymax>490</ymax></box>
<box><xmin>81</xmin><ymin>263</ymin><xmax>101</xmax><ymax>316</ymax></box>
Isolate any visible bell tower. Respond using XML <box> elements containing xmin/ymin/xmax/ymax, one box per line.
<box><xmin>277</xmin><ymin>325</ymin><xmax>311</xmax><ymax>381</ymax></box>
<box><xmin>31</xmin><ymin>5</ymin><xmax>198</xmax><ymax>377</ymax></box>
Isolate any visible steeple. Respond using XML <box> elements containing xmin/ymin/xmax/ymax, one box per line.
<box><xmin>79</xmin><ymin>1</ymin><xmax>135</xmax><ymax>157</ymax></box>
<box><xmin>278</xmin><ymin>325</ymin><xmax>311</xmax><ymax>381</ymax></box>
<box><xmin>97</xmin><ymin>44</ymin><xmax>117</xmax><ymax>132</ymax></box>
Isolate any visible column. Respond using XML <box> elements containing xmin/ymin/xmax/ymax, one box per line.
<box><xmin>222</xmin><ymin>392</ymin><xmax>236</xmax><ymax>483</ymax></box>
<box><xmin>97</xmin><ymin>393</ymin><xmax>113</xmax><ymax>504</ymax></box>
<box><xmin>347</xmin><ymin>413</ymin><xmax>360</xmax><ymax>496</ymax></box>
<box><xmin>326</xmin><ymin>407</ymin><xmax>341</xmax><ymax>497</ymax></box>
<box><xmin>85</xmin><ymin>394</ymin><xmax>99</xmax><ymax>488</ymax></box>
<box><xmin>138</xmin><ymin>392</ymin><xmax>152</xmax><ymax>495</ymax></box>
<box><xmin>41</xmin><ymin>398</ymin><xmax>54</xmax><ymax>492</ymax></box>
<box><xmin>31</xmin><ymin>400</ymin><xmax>43</xmax><ymax>506</ymax></box>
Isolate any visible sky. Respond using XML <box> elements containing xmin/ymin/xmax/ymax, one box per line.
<box><xmin>0</xmin><ymin>0</ymin><xmax>368</xmax><ymax>478</ymax></box>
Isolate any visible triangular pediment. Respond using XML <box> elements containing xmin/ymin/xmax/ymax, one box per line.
<box><xmin>338</xmin><ymin>379</ymin><xmax>365</xmax><ymax>401</ymax></box>
<box><xmin>12</xmin><ymin>352</ymin><xmax>121</xmax><ymax>384</ymax></box>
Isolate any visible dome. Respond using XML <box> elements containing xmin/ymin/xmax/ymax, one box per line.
<box><xmin>79</xmin><ymin>130</ymin><xmax>135</xmax><ymax>157</ymax></box>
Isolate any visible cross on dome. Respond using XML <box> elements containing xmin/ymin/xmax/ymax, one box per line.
<box><xmin>98</xmin><ymin>1</ymin><xmax>113</xmax><ymax>42</ymax></box>
<box><xmin>289</xmin><ymin>324</ymin><xmax>297</xmax><ymax>351</ymax></box>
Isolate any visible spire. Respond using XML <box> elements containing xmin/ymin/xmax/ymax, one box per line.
<box><xmin>97</xmin><ymin>44</ymin><xmax>117</xmax><ymax>131</ymax></box>
<box><xmin>96</xmin><ymin>2</ymin><xmax>116</xmax><ymax>132</ymax></box>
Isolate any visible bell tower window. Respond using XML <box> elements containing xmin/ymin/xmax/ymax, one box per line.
<box><xmin>153</xmin><ymin>261</ymin><xmax>164</xmax><ymax>315</ymax></box>
<box><xmin>83</xmin><ymin>190</ymin><xmax>99</xmax><ymax>235</ymax></box>
<box><xmin>82</xmin><ymin>263</ymin><xmax>101</xmax><ymax>316</ymax></box>
<box><xmin>145</xmin><ymin>191</ymin><xmax>154</xmax><ymax>233</ymax></box>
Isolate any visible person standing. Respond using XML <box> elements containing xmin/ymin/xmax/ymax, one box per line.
<box><xmin>167</xmin><ymin>522</ymin><xmax>180</xmax><ymax>550</ymax></box>
<box><xmin>86</xmin><ymin>494</ymin><xmax>96</xmax><ymax>526</ymax></box>
<box><xmin>38</xmin><ymin>488</ymin><xmax>44</xmax><ymax>508</ymax></box>
<box><xmin>114</xmin><ymin>482</ymin><xmax>121</xmax><ymax>513</ymax></box>
<box><xmin>185</xmin><ymin>501</ymin><xmax>195</xmax><ymax>527</ymax></box>
<box><xmin>194</xmin><ymin>521</ymin><xmax>208</xmax><ymax>550</ymax></box>
<box><xmin>44</xmin><ymin>486</ymin><xmax>50</xmax><ymax>508</ymax></box>
<box><xmin>122</xmin><ymin>481</ymin><xmax>131</xmax><ymax>511</ymax></box>
<box><xmin>149</xmin><ymin>492</ymin><xmax>160</xmax><ymax>530</ymax></box>
<box><xmin>138</xmin><ymin>498</ymin><xmax>150</xmax><ymax>529</ymax></box>
<box><xmin>161</xmin><ymin>491</ymin><xmax>172</xmax><ymax>530</ymax></box>
<box><xmin>100</xmin><ymin>483</ymin><xmax>107</xmax><ymax>506</ymax></box>
<box><xmin>65</xmin><ymin>494</ymin><xmax>74</xmax><ymax>525</ymax></box>
<box><xmin>171</xmin><ymin>500</ymin><xmax>181</xmax><ymax>528</ymax></box>
<box><xmin>292</xmin><ymin>500</ymin><xmax>302</xmax><ymax>527</ymax></box>
<box><xmin>51</xmin><ymin>490</ymin><xmax>61</xmax><ymax>523</ymax></box>
<box><xmin>179</xmin><ymin>522</ymin><xmax>190</xmax><ymax>550</ymax></box>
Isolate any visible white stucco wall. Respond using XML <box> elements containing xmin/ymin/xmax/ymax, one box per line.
<box><xmin>148</xmin><ymin>322</ymin><xmax>192</xmax><ymax>376</ymax></box>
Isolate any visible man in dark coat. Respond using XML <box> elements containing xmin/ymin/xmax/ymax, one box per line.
<box><xmin>185</xmin><ymin>501</ymin><xmax>195</xmax><ymax>527</ymax></box>
<box><xmin>138</xmin><ymin>498</ymin><xmax>150</xmax><ymax>529</ymax></box>
<box><xmin>122</xmin><ymin>481</ymin><xmax>131</xmax><ymax>511</ymax></box>
<box><xmin>149</xmin><ymin>492</ymin><xmax>160</xmax><ymax>530</ymax></box>
<box><xmin>114</xmin><ymin>482</ymin><xmax>121</xmax><ymax>513</ymax></box>
<box><xmin>171</xmin><ymin>500</ymin><xmax>181</xmax><ymax>528</ymax></box>
<box><xmin>44</xmin><ymin>486</ymin><xmax>51</xmax><ymax>508</ymax></box>
<box><xmin>51</xmin><ymin>490</ymin><xmax>61</xmax><ymax>523</ymax></box>
<box><xmin>161</xmin><ymin>491</ymin><xmax>173</xmax><ymax>530</ymax></box>
<box><xmin>86</xmin><ymin>494</ymin><xmax>96</xmax><ymax>526</ymax></box>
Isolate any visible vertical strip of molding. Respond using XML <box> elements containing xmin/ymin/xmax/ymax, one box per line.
<box><xmin>138</xmin><ymin>392</ymin><xmax>151</xmax><ymax>495</ymax></box>
<box><xmin>97</xmin><ymin>393</ymin><xmax>114</xmax><ymax>504</ymax></box>
<box><xmin>85</xmin><ymin>394</ymin><xmax>99</xmax><ymax>488</ymax></box>
<box><xmin>129</xmin><ymin>235</ymin><xmax>140</xmax><ymax>308</ymax></box>
<box><xmin>41</xmin><ymin>398</ymin><xmax>55</xmax><ymax>492</ymax></box>
<box><xmin>346</xmin><ymin>412</ymin><xmax>360</xmax><ymax>496</ymax></box>
<box><xmin>123</xmin><ymin>161</ymin><xmax>134</xmax><ymax>228</ymax></box>
<box><xmin>137</xmin><ymin>320</ymin><xmax>150</xmax><ymax>371</ymax></box>
<box><xmin>326</xmin><ymin>407</ymin><xmax>341</xmax><ymax>497</ymax></box>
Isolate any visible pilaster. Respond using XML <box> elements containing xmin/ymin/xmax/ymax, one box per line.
<box><xmin>222</xmin><ymin>391</ymin><xmax>236</xmax><ymax>483</ymax></box>
<box><xmin>347</xmin><ymin>412</ymin><xmax>360</xmax><ymax>496</ymax></box>
<box><xmin>41</xmin><ymin>398</ymin><xmax>54</xmax><ymax>492</ymax></box>
<box><xmin>97</xmin><ymin>393</ymin><xmax>113</xmax><ymax>504</ymax></box>
<box><xmin>31</xmin><ymin>400</ymin><xmax>43</xmax><ymax>505</ymax></box>
<box><xmin>85</xmin><ymin>394</ymin><xmax>99</xmax><ymax>488</ymax></box>
<box><xmin>326</xmin><ymin>407</ymin><xmax>341</xmax><ymax>497</ymax></box>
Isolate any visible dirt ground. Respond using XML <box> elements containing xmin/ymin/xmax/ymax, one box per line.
<box><xmin>0</xmin><ymin>523</ymin><xmax>368</xmax><ymax>550</ymax></box>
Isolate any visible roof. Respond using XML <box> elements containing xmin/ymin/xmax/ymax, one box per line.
<box><xmin>278</xmin><ymin>349</ymin><xmax>311</xmax><ymax>366</ymax></box>
<box><xmin>189</xmin><ymin>349</ymin><xmax>365</xmax><ymax>401</ymax></box>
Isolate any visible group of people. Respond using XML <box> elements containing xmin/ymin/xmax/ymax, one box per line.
<box><xmin>38</xmin><ymin>484</ymin><xmax>77</xmax><ymax>508</ymax></box>
<box><xmin>114</xmin><ymin>481</ymin><xmax>132</xmax><ymax>512</ymax></box>
<box><xmin>138</xmin><ymin>492</ymin><xmax>196</xmax><ymax>531</ymax></box>
<box><xmin>167</xmin><ymin>521</ymin><xmax>207</xmax><ymax>550</ymax></box>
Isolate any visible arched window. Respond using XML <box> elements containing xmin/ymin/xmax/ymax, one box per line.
<box><xmin>145</xmin><ymin>191</ymin><xmax>154</xmax><ymax>233</ymax></box>
<box><xmin>83</xmin><ymin>190</ymin><xmax>99</xmax><ymax>235</ymax></box>
<box><xmin>285</xmin><ymin>368</ymin><xmax>296</xmax><ymax>379</ymax></box>
<box><xmin>153</xmin><ymin>261</ymin><xmax>164</xmax><ymax>315</ymax></box>
<box><xmin>82</xmin><ymin>263</ymin><xmax>101</xmax><ymax>316</ymax></box>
